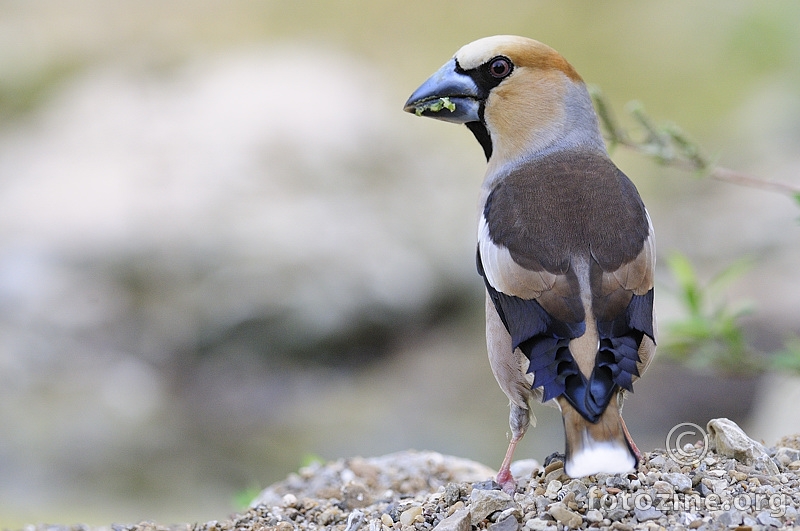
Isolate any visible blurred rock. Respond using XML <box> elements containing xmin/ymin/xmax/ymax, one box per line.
<box><xmin>0</xmin><ymin>43</ymin><xmax>481</xmax><ymax>521</ymax></box>
<box><xmin>706</xmin><ymin>418</ymin><xmax>779</xmax><ymax>475</ymax></box>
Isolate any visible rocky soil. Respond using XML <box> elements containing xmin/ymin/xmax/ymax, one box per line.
<box><xmin>20</xmin><ymin>419</ymin><xmax>800</xmax><ymax>531</ymax></box>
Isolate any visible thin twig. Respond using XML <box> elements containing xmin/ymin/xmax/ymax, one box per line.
<box><xmin>589</xmin><ymin>86</ymin><xmax>800</xmax><ymax>200</ymax></box>
<box><xmin>708</xmin><ymin>166</ymin><xmax>800</xmax><ymax>196</ymax></box>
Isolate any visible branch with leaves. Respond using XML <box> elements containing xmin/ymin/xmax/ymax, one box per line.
<box><xmin>589</xmin><ymin>86</ymin><xmax>800</xmax><ymax>202</ymax></box>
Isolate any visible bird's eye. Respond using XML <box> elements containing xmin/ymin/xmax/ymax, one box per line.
<box><xmin>489</xmin><ymin>57</ymin><xmax>512</xmax><ymax>78</ymax></box>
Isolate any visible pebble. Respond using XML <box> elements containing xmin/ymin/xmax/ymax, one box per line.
<box><xmin>343</xmin><ymin>481</ymin><xmax>373</xmax><ymax>509</ymax></box>
<box><xmin>633</xmin><ymin>506</ymin><xmax>662</xmax><ymax>522</ymax></box>
<box><xmin>716</xmin><ymin>509</ymin><xmax>742</xmax><ymax>527</ymax></box>
<box><xmin>399</xmin><ymin>506</ymin><xmax>422</xmax><ymax>526</ymax></box>
<box><xmin>652</xmin><ymin>480</ymin><xmax>673</xmax><ymax>495</ymax></box>
<box><xmin>729</xmin><ymin>470</ymin><xmax>748</xmax><ymax>482</ymax></box>
<box><xmin>433</xmin><ymin>508</ymin><xmax>470</xmax><ymax>531</ymax></box>
<box><xmin>607</xmin><ymin>506</ymin><xmax>629</xmax><ymax>522</ymax></box>
<box><xmin>585</xmin><ymin>509</ymin><xmax>604</xmax><ymax>523</ymax></box>
<box><xmin>774</xmin><ymin>447</ymin><xmax>800</xmax><ymax>466</ymax></box>
<box><xmin>524</xmin><ymin>519</ymin><xmax>555</xmax><ymax>531</ymax></box>
<box><xmin>546</xmin><ymin>502</ymin><xmax>582</xmax><ymax>528</ymax></box>
<box><xmin>606</xmin><ymin>476</ymin><xmax>630</xmax><ymax>490</ymax></box>
<box><xmin>662</xmin><ymin>472</ymin><xmax>692</xmax><ymax>492</ymax></box>
<box><xmin>469</xmin><ymin>488</ymin><xmax>512</xmax><ymax>522</ymax></box>
<box><xmin>611</xmin><ymin>522</ymin><xmax>633</xmax><ymax>531</ymax></box>
<box><xmin>489</xmin><ymin>515</ymin><xmax>519</xmax><ymax>531</ymax></box>
<box><xmin>70</xmin><ymin>427</ymin><xmax>800</xmax><ymax>531</ymax></box>
<box><xmin>543</xmin><ymin>480</ymin><xmax>562</xmax><ymax>499</ymax></box>
<box><xmin>281</xmin><ymin>493</ymin><xmax>298</xmax><ymax>507</ymax></box>
<box><xmin>756</xmin><ymin>511</ymin><xmax>782</xmax><ymax>527</ymax></box>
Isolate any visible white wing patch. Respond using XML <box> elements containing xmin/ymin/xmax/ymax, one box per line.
<box><xmin>478</xmin><ymin>215</ymin><xmax>557</xmax><ymax>299</ymax></box>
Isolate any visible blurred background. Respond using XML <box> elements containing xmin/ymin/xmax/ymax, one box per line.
<box><xmin>1</xmin><ymin>0</ymin><xmax>800</xmax><ymax>527</ymax></box>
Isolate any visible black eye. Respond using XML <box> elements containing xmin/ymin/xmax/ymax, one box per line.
<box><xmin>489</xmin><ymin>57</ymin><xmax>512</xmax><ymax>78</ymax></box>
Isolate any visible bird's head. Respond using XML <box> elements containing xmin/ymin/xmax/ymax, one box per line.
<box><xmin>404</xmin><ymin>35</ymin><xmax>603</xmax><ymax>166</ymax></box>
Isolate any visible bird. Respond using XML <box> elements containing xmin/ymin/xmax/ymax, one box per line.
<box><xmin>403</xmin><ymin>35</ymin><xmax>655</xmax><ymax>492</ymax></box>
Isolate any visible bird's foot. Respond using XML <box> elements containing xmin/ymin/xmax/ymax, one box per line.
<box><xmin>496</xmin><ymin>467</ymin><xmax>517</xmax><ymax>495</ymax></box>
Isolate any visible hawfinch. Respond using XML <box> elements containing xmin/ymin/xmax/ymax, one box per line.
<box><xmin>404</xmin><ymin>36</ymin><xmax>655</xmax><ymax>491</ymax></box>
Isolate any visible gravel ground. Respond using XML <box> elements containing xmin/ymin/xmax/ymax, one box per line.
<box><xmin>20</xmin><ymin>420</ymin><xmax>800</xmax><ymax>531</ymax></box>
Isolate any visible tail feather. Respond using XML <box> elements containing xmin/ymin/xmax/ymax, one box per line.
<box><xmin>558</xmin><ymin>396</ymin><xmax>637</xmax><ymax>477</ymax></box>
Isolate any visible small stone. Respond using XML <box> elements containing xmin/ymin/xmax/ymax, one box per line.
<box><xmin>696</xmin><ymin>481</ymin><xmax>711</xmax><ymax>497</ymax></box>
<box><xmin>564</xmin><ymin>479</ymin><xmax>588</xmax><ymax>498</ymax></box>
<box><xmin>543</xmin><ymin>459</ymin><xmax>564</xmax><ymax>475</ymax></box>
<box><xmin>706</xmin><ymin>418</ymin><xmax>780</xmax><ymax>475</ymax></box>
<box><xmin>756</xmin><ymin>511</ymin><xmax>782</xmax><ymax>527</ymax></box>
<box><xmin>605</xmin><ymin>476</ymin><xmax>630</xmax><ymax>490</ymax></box>
<box><xmin>585</xmin><ymin>509</ymin><xmax>604</xmax><ymax>523</ymax></box>
<box><xmin>319</xmin><ymin>507</ymin><xmax>343</xmax><ymax>525</ymax></box>
<box><xmin>473</xmin><ymin>480</ymin><xmax>501</xmax><ymax>490</ymax></box>
<box><xmin>433</xmin><ymin>508</ymin><xmax>471</xmax><ymax>531</ymax></box>
<box><xmin>663</xmin><ymin>472</ymin><xmax>693</xmax><ymax>492</ymax></box>
<box><xmin>547</xmin><ymin>502</ymin><xmax>582</xmax><ymax>528</ymax></box>
<box><xmin>381</xmin><ymin>514</ymin><xmax>394</xmax><ymax>527</ymax></box>
<box><xmin>489</xmin><ymin>515</ymin><xmax>519</xmax><ymax>531</ymax></box>
<box><xmin>400</xmin><ymin>506</ymin><xmax>422</xmax><ymax>527</ymax></box>
<box><xmin>544</xmin><ymin>468</ymin><xmax>568</xmax><ymax>484</ymax></box>
<box><xmin>344</xmin><ymin>509</ymin><xmax>366</xmax><ymax>531</ymax></box>
<box><xmin>607</xmin><ymin>506</ymin><xmax>629</xmax><ymax>522</ymax></box>
<box><xmin>653</xmin><ymin>480</ymin><xmax>674</xmax><ymax>495</ymax></box>
<box><xmin>717</xmin><ymin>509</ymin><xmax>743</xmax><ymax>527</ymax></box>
<box><xmin>534</xmin><ymin>496</ymin><xmax>549</xmax><ymax>514</ymax></box>
<box><xmin>634</xmin><ymin>506</ymin><xmax>663</xmax><ymax>522</ymax></box>
<box><xmin>342</xmin><ymin>481</ymin><xmax>373</xmax><ymax>509</ymax></box>
<box><xmin>524</xmin><ymin>519</ymin><xmax>553</xmax><ymax>531</ymax></box>
<box><xmin>648</xmin><ymin>455</ymin><xmax>667</xmax><ymax>468</ymax></box>
<box><xmin>448</xmin><ymin>501</ymin><xmax>465</xmax><ymax>515</ymax></box>
<box><xmin>282</xmin><ymin>493</ymin><xmax>298</xmax><ymax>507</ymax></box>
<box><xmin>611</xmin><ymin>522</ymin><xmax>633</xmax><ymax>531</ymax></box>
<box><xmin>774</xmin><ymin>447</ymin><xmax>800</xmax><ymax>466</ymax></box>
<box><xmin>701</xmin><ymin>477</ymin><xmax>728</xmax><ymax>495</ymax></box>
<box><xmin>443</xmin><ymin>483</ymin><xmax>463</xmax><ymax>506</ymax></box>
<box><xmin>469</xmin><ymin>488</ymin><xmax>512</xmax><ymax>522</ymax></box>
<box><xmin>728</xmin><ymin>470</ymin><xmax>748</xmax><ymax>482</ymax></box>
<box><xmin>544</xmin><ymin>480</ymin><xmax>562</xmax><ymax>499</ymax></box>
<box><xmin>742</xmin><ymin>515</ymin><xmax>757</xmax><ymax>527</ymax></box>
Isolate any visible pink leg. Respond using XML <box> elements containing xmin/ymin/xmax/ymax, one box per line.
<box><xmin>496</xmin><ymin>434</ymin><xmax>521</xmax><ymax>495</ymax></box>
<box><xmin>620</xmin><ymin>416</ymin><xmax>642</xmax><ymax>464</ymax></box>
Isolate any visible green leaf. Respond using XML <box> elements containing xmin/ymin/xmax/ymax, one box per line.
<box><xmin>414</xmin><ymin>97</ymin><xmax>456</xmax><ymax>116</ymax></box>
<box><xmin>771</xmin><ymin>336</ymin><xmax>800</xmax><ymax>375</ymax></box>
<box><xmin>707</xmin><ymin>255</ymin><xmax>753</xmax><ymax>296</ymax></box>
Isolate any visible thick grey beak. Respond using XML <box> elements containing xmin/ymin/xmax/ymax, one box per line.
<box><xmin>403</xmin><ymin>58</ymin><xmax>481</xmax><ymax>124</ymax></box>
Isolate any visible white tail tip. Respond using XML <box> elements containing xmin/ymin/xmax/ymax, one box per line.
<box><xmin>565</xmin><ymin>441</ymin><xmax>636</xmax><ymax>478</ymax></box>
